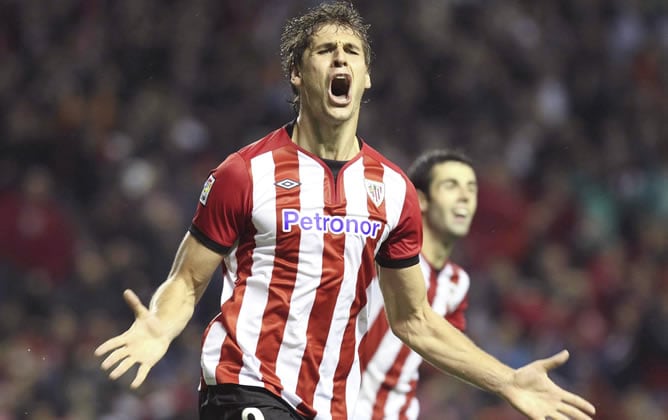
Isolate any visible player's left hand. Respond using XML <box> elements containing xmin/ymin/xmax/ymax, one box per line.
<box><xmin>502</xmin><ymin>350</ymin><xmax>596</xmax><ymax>420</ymax></box>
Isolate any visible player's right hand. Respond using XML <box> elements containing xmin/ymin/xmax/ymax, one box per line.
<box><xmin>94</xmin><ymin>289</ymin><xmax>172</xmax><ymax>389</ymax></box>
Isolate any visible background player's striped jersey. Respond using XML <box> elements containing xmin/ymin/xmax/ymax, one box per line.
<box><xmin>355</xmin><ymin>258</ymin><xmax>470</xmax><ymax>420</ymax></box>
<box><xmin>190</xmin><ymin>125</ymin><xmax>422</xmax><ymax>419</ymax></box>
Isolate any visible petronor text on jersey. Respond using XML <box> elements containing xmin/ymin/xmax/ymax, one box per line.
<box><xmin>282</xmin><ymin>209</ymin><xmax>383</xmax><ymax>238</ymax></box>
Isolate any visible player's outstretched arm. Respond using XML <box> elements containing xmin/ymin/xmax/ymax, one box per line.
<box><xmin>377</xmin><ymin>264</ymin><xmax>596</xmax><ymax>420</ymax></box>
<box><xmin>94</xmin><ymin>232</ymin><xmax>223</xmax><ymax>389</ymax></box>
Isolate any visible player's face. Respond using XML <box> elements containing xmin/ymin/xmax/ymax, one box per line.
<box><xmin>422</xmin><ymin>161</ymin><xmax>478</xmax><ymax>241</ymax></box>
<box><xmin>291</xmin><ymin>24</ymin><xmax>371</xmax><ymax>123</ymax></box>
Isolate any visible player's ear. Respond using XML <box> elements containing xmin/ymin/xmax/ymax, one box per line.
<box><xmin>291</xmin><ymin>66</ymin><xmax>302</xmax><ymax>87</ymax></box>
<box><xmin>364</xmin><ymin>72</ymin><xmax>371</xmax><ymax>89</ymax></box>
<box><xmin>417</xmin><ymin>190</ymin><xmax>428</xmax><ymax>212</ymax></box>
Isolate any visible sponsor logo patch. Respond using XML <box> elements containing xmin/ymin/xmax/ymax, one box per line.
<box><xmin>364</xmin><ymin>179</ymin><xmax>385</xmax><ymax>207</ymax></box>
<box><xmin>199</xmin><ymin>174</ymin><xmax>215</xmax><ymax>205</ymax></box>
<box><xmin>282</xmin><ymin>209</ymin><xmax>383</xmax><ymax>239</ymax></box>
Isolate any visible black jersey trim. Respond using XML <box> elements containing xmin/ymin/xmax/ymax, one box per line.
<box><xmin>376</xmin><ymin>254</ymin><xmax>420</xmax><ymax>269</ymax></box>
<box><xmin>188</xmin><ymin>224</ymin><xmax>231</xmax><ymax>255</ymax></box>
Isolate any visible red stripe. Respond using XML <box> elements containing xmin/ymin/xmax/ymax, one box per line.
<box><xmin>331</xmin><ymin>247</ymin><xmax>376</xmax><ymax>418</ymax></box>
<box><xmin>359</xmin><ymin>155</ymin><xmax>391</xmax><ymax>371</ymax></box>
<box><xmin>330</xmin><ymin>307</ymin><xmax>357</xmax><ymax>419</ymax></box>
<box><xmin>212</xmin><ymin>162</ymin><xmax>259</xmax><ymax>384</ymax></box>
<box><xmin>363</xmin><ymin>155</ymin><xmax>387</xmax><ymax>291</ymax></box>
<box><xmin>295</xmin><ymin>234</ymin><xmax>346</xmax><ymax>409</ymax></box>
<box><xmin>330</xmin><ymin>158</ymin><xmax>390</xmax><ymax>417</ymax></box>
<box><xmin>296</xmin><ymin>229</ymin><xmax>347</xmax><ymax>410</ymax></box>
<box><xmin>254</xmin><ymin>148</ymin><xmax>302</xmax><ymax>392</ymax></box>
<box><xmin>216</xmin><ymin>284</ymin><xmax>247</xmax><ymax>383</ymax></box>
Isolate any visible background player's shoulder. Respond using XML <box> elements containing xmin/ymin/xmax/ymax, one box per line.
<box><xmin>446</xmin><ymin>262</ymin><xmax>472</xmax><ymax>287</ymax></box>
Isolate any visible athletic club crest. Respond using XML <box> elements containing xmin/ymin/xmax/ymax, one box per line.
<box><xmin>364</xmin><ymin>179</ymin><xmax>385</xmax><ymax>207</ymax></box>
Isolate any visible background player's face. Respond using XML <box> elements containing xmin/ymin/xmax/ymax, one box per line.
<box><xmin>291</xmin><ymin>24</ymin><xmax>371</xmax><ymax>123</ymax></box>
<box><xmin>422</xmin><ymin>161</ymin><xmax>478</xmax><ymax>242</ymax></box>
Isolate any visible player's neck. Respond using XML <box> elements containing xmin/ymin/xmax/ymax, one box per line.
<box><xmin>292</xmin><ymin>114</ymin><xmax>360</xmax><ymax>160</ymax></box>
<box><xmin>422</xmin><ymin>228</ymin><xmax>455</xmax><ymax>269</ymax></box>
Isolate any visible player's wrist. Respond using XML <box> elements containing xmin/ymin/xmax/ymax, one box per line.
<box><xmin>490</xmin><ymin>366</ymin><xmax>520</xmax><ymax>401</ymax></box>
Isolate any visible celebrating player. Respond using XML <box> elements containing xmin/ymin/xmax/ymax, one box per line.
<box><xmin>95</xmin><ymin>2</ymin><xmax>596</xmax><ymax>419</ymax></box>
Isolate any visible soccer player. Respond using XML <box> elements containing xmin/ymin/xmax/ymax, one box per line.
<box><xmin>355</xmin><ymin>149</ymin><xmax>477</xmax><ymax>419</ymax></box>
<box><xmin>94</xmin><ymin>2</ymin><xmax>596</xmax><ymax>419</ymax></box>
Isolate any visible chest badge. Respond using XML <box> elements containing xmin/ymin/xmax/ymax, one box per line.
<box><xmin>364</xmin><ymin>179</ymin><xmax>385</xmax><ymax>207</ymax></box>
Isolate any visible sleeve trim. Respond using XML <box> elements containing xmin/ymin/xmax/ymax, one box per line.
<box><xmin>376</xmin><ymin>254</ymin><xmax>420</xmax><ymax>269</ymax></box>
<box><xmin>188</xmin><ymin>224</ymin><xmax>231</xmax><ymax>255</ymax></box>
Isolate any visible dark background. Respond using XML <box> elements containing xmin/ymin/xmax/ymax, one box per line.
<box><xmin>1</xmin><ymin>1</ymin><xmax>667</xmax><ymax>419</ymax></box>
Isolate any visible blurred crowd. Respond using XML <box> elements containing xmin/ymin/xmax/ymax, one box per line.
<box><xmin>1</xmin><ymin>0</ymin><xmax>667</xmax><ymax>419</ymax></box>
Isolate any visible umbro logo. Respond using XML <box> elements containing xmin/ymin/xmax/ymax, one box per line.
<box><xmin>275</xmin><ymin>178</ymin><xmax>301</xmax><ymax>190</ymax></box>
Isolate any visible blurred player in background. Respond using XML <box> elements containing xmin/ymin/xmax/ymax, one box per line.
<box><xmin>94</xmin><ymin>2</ymin><xmax>595</xmax><ymax>419</ymax></box>
<box><xmin>356</xmin><ymin>149</ymin><xmax>476</xmax><ymax>419</ymax></box>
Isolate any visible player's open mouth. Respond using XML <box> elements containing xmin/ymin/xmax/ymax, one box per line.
<box><xmin>453</xmin><ymin>208</ymin><xmax>469</xmax><ymax>221</ymax></box>
<box><xmin>329</xmin><ymin>74</ymin><xmax>352</xmax><ymax>105</ymax></box>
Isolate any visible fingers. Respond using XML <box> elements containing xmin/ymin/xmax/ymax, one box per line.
<box><xmin>94</xmin><ymin>335</ymin><xmax>126</xmax><ymax>357</ymax></box>
<box><xmin>97</xmin><ymin>344</ymin><xmax>155</xmax><ymax>389</ymax></box>
<box><xmin>556</xmin><ymin>406</ymin><xmax>592</xmax><ymax>420</ymax></box>
<box><xmin>109</xmin><ymin>355</ymin><xmax>136</xmax><ymax>380</ymax></box>
<box><xmin>546</xmin><ymin>414</ymin><xmax>570</xmax><ymax>420</ymax></box>
<box><xmin>541</xmin><ymin>349</ymin><xmax>569</xmax><ymax>371</ymax></box>
<box><xmin>562</xmin><ymin>392</ymin><xmax>596</xmax><ymax>417</ymax></box>
<box><xmin>95</xmin><ymin>290</ymin><xmax>146</xmax><ymax>357</ymax></box>
<box><xmin>123</xmin><ymin>289</ymin><xmax>149</xmax><ymax>318</ymax></box>
<box><xmin>131</xmin><ymin>364</ymin><xmax>152</xmax><ymax>389</ymax></box>
<box><xmin>101</xmin><ymin>347</ymin><xmax>129</xmax><ymax>370</ymax></box>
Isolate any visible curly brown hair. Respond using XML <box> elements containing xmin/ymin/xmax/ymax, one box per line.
<box><xmin>280</xmin><ymin>1</ymin><xmax>372</xmax><ymax>109</ymax></box>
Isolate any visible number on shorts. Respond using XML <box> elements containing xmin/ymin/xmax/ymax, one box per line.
<box><xmin>241</xmin><ymin>407</ymin><xmax>265</xmax><ymax>420</ymax></box>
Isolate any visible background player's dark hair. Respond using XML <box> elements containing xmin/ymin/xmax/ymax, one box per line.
<box><xmin>408</xmin><ymin>149</ymin><xmax>475</xmax><ymax>198</ymax></box>
<box><xmin>280</xmin><ymin>1</ymin><xmax>372</xmax><ymax>113</ymax></box>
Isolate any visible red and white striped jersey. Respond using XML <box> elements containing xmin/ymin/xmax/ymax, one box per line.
<box><xmin>355</xmin><ymin>257</ymin><xmax>470</xmax><ymax>420</ymax></box>
<box><xmin>189</xmin><ymin>124</ymin><xmax>422</xmax><ymax>419</ymax></box>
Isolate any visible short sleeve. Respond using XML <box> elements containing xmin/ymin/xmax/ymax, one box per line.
<box><xmin>376</xmin><ymin>181</ymin><xmax>422</xmax><ymax>268</ymax></box>
<box><xmin>190</xmin><ymin>153</ymin><xmax>251</xmax><ymax>254</ymax></box>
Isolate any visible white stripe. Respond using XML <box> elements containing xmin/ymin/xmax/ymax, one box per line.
<box><xmin>366</xmin><ymin>277</ymin><xmax>386</xmax><ymax>327</ymax></box>
<box><xmin>382</xmin><ymin>164</ymin><xmax>407</xmax><ymax>231</ymax></box>
<box><xmin>223</xmin><ymin>244</ymin><xmax>239</xmax><ymax>305</ymax></box>
<box><xmin>440</xmin><ymin>265</ymin><xmax>470</xmax><ymax>312</ymax></box>
<box><xmin>385</xmin><ymin>354</ymin><xmax>419</xmax><ymax>418</ymax></box>
<box><xmin>360</xmin><ymin>327</ymin><xmax>406</xmax><ymax>413</ymax></box>
<box><xmin>201</xmin><ymin>319</ymin><xmax>227</xmax><ymax>385</ymax></box>
<box><xmin>276</xmin><ymin>152</ymin><xmax>325</xmax><ymax>410</ymax></box>
<box><xmin>235</xmin><ymin>152</ymin><xmax>277</xmax><ymax>387</ymax></box>
<box><xmin>430</xmin><ymin>263</ymin><xmax>450</xmax><ymax>317</ymax></box>
<box><xmin>312</xmin><ymin>158</ymin><xmax>369</xmax><ymax>418</ymax></box>
<box><xmin>405</xmin><ymin>397</ymin><xmax>419</xmax><ymax>420</ymax></box>
<box><xmin>200</xmin><ymin>233</ymin><xmax>239</xmax><ymax>384</ymax></box>
<box><xmin>374</xmin><ymin>164</ymin><xmax>407</xmax><ymax>255</ymax></box>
